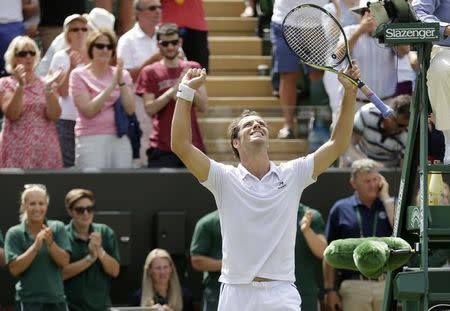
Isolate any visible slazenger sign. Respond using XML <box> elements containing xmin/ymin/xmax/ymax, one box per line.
<box><xmin>382</xmin><ymin>23</ymin><xmax>440</xmax><ymax>44</ymax></box>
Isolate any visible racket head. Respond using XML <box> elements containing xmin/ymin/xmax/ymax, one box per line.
<box><xmin>282</xmin><ymin>4</ymin><xmax>350</xmax><ymax>70</ymax></box>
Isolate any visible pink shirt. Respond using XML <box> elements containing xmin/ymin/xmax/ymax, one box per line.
<box><xmin>69</xmin><ymin>65</ymin><xmax>132</xmax><ymax>137</ymax></box>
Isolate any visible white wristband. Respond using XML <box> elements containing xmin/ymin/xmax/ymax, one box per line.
<box><xmin>382</xmin><ymin>197</ymin><xmax>395</xmax><ymax>205</ymax></box>
<box><xmin>176</xmin><ymin>83</ymin><xmax>195</xmax><ymax>102</ymax></box>
<box><xmin>85</xmin><ymin>254</ymin><xmax>95</xmax><ymax>263</ymax></box>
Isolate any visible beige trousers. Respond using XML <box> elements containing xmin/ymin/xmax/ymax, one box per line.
<box><xmin>339</xmin><ymin>279</ymin><xmax>386</xmax><ymax>311</ymax></box>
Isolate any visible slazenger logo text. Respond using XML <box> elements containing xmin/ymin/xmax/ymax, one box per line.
<box><xmin>385</xmin><ymin>28</ymin><xmax>436</xmax><ymax>40</ymax></box>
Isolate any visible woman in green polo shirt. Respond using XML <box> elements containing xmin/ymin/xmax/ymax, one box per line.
<box><xmin>62</xmin><ymin>188</ymin><xmax>120</xmax><ymax>311</ymax></box>
<box><xmin>4</xmin><ymin>184</ymin><xmax>71</xmax><ymax>311</ymax></box>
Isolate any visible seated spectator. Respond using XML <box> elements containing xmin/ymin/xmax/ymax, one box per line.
<box><xmin>135</xmin><ymin>248</ymin><xmax>193</xmax><ymax>311</ymax></box>
<box><xmin>4</xmin><ymin>184</ymin><xmax>71</xmax><ymax>311</ymax></box>
<box><xmin>341</xmin><ymin>94</ymin><xmax>411</xmax><ymax>168</ymax></box>
<box><xmin>0</xmin><ymin>0</ymin><xmax>25</xmax><ymax>77</ymax></box>
<box><xmin>63</xmin><ymin>188</ymin><xmax>120</xmax><ymax>311</ymax></box>
<box><xmin>50</xmin><ymin>14</ymin><xmax>89</xmax><ymax>167</ymax></box>
<box><xmin>0</xmin><ymin>229</ymin><xmax>5</xmax><ymax>267</ymax></box>
<box><xmin>0</xmin><ymin>36</ymin><xmax>64</xmax><ymax>169</ymax></box>
<box><xmin>69</xmin><ymin>28</ymin><xmax>135</xmax><ymax>169</ymax></box>
<box><xmin>135</xmin><ymin>23</ymin><xmax>207</xmax><ymax>168</ymax></box>
<box><xmin>36</xmin><ymin>7</ymin><xmax>115</xmax><ymax>76</ymax></box>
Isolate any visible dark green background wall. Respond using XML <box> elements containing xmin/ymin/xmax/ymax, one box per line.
<box><xmin>0</xmin><ymin>168</ymin><xmax>401</xmax><ymax>307</ymax></box>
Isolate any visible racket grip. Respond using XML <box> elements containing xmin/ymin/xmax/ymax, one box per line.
<box><xmin>359</xmin><ymin>85</ymin><xmax>393</xmax><ymax>117</ymax></box>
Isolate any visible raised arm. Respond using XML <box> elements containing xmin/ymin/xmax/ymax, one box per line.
<box><xmin>171</xmin><ymin>68</ymin><xmax>210</xmax><ymax>182</ymax></box>
<box><xmin>312</xmin><ymin>63</ymin><xmax>359</xmax><ymax>178</ymax></box>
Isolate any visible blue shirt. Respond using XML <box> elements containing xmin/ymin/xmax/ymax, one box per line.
<box><xmin>412</xmin><ymin>0</ymin><xmax>450</xmax><ymax>46</ymax></box>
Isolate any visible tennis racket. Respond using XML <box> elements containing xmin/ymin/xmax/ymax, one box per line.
<box><xmin>282</xmin><ymin>3</ymin><xmax>393</xmax><ymax>117</ymax></box>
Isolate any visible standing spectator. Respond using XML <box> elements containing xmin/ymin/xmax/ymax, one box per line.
<box><xmin>295</xmin><ymin>203</ymin><xmax>327</xmax><ymax>311</ymax></box>
<box><xmin>161</xmin><ymin>0</ymin><xmax>209</xmax><ymax>71</ymax></box>
<box><xmin>4</xmin><ymin>184</ymin><xmax>71</xmax><ymax>311</ymax></box>
<box><xmin>412</xmin><ymin>0</ymin><xmax>450</xmax><ymax>164</ymax></box>
<box><xmin>0</xmin><ymin>229</ymin><xmax>5</xmax><ymax>268</ymax></box>
<box><xmin>139</xmin><ymin>248</ymin><xmax>190</xmax><ymax>311</ymax></box>
<box><xmin>22</xmin><ymin>0</ymin><xmax>40</xmax><ymax>38</ymax></box>
<box><xmin>270</xmin><ymin>0</ymin><xmax>328</xmax><ymax>139</ymax></box>
<box><xmin>0</xmin><ymin>36</ymin><xmax>63</xmax><ymax>169</ymax></box>
<box><xmin>63</xmin><ymin>188</ymin><xmax>120</xmax><ymax>311</ymax></box>
<box><xmin>69</xmin><ymin>28</ymin><xmax>135</xmax><ymax>169</ymax></box>
<box><xmin>323</xmin><ymin>159</ymin><xmax>395</xmax><ymax>311</ymax></box>
<box><xmin>342</xmin><ymin>95</ymin><xmax>411</xmax><ymax>168</ymax></box>
<box><xmin>0</xmin><ymin>0</ymin><xmax>25</xmax><ymax>77</ymax></box>
<box><xmin>38</xmin><ymin>0</ymin><xmax>86</xmax><ymax>52</ymax></box>
<box><xmin>118</xmin><ymin>0</ymin><xmax>163</xmax><ymax>167</ymax></box>
<box><xmin>36</xmin><ymin>7</ymin><xmax>115</xmax><ymax>76</ymax></box>
<box><xmin>190</xmin><ymin>210</ymin><xmax>222</xmax><ymax>311</ymax></box>
<box><xmin>50</xmin><ymin>14</ymin><xmax>89</xmax><ymax>168</ymax></box>
<box><xmin>136</xmin><ymin>23</ymin><xmax>207</xmax><ymax>168</ymax></box>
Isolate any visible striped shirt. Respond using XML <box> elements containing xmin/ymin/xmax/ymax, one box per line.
<box><xmin>354</xmin><ymin>104</ymin><xmax>407</xmax><ymax>167</ymax></box>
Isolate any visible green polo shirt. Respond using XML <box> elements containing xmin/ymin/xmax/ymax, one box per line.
<box><xmin>64</xmin><ymin>221</ymin><xmax>120</xmax><ymax>311</ymax></box>
<box><xmin>4</xmin><ymin>220</ymin><xmax>71</xmax><ymax>303</ymax></box>
<box><xmin>295</xmin><ymin>204</ymin><xmax>326</xmax><ymax>311</ymax></box>
<box><xmin>190</xmin><ymin>210</ymin><xmax>222</xmax><ymax>308</ymax></box>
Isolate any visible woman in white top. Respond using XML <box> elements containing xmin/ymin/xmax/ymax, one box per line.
<box><xmin>49</xmin><ymin>14</ymin><xmax>89</xmax><ymax>167</ymax></box>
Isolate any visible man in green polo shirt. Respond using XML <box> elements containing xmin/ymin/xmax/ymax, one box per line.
<box><xmin>295</xmin><ymin>203</ymin><xmax>327</xmax><ymax>311</ymax></box>
<box><xmin>63</xmin><ymin>188</ymin><xmax>120</xmax><ymax>311</ymax></box>
<box><xmin>190</xmin><ymin>210</ymin><xmax>222</xmax><ymax>311</ymax></box>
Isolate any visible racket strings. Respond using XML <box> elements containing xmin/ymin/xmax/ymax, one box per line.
<box><xmin>283</xmin><ymin>8</ymin><xmax>347</xmax><ymax>67</ymax></box>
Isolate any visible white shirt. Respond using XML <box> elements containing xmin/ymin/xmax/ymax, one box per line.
<box><xmin>117</xmin><ymin>23</ymin><xmax>158</xmax><ymax>70</ymax></box>
<box><xmin>201</xmin><ymin>155</ymin><xmax>316</xmax><ymax>284</ymax></box>
<box><xmin>0</xmin><ymin>0</ymin><xmax>23</xmax><ymax>23</ymax></box>
<box><xmin>49</xmin><ymin>50</ymin><xmax>78</xmax><ymax>121</ymax></box>
<box><xmin>272</xmin><ymin>0</ymin><xmax>328</xmax><ymax>25</ymax></box>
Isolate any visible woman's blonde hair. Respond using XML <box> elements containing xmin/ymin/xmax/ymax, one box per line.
<box><xmin>140</xmin><ymin>248</ymin><xmax>183</xmax><ymax>311</ymax></box>
<box><xmin>4</xmin><ymin>36</ymin><xmax>41</xmax><ymax>74</ymax></box>
<box><xmin>20</xmin><ymin>184</ymin><xmax>49</xmax><ymax>222</ymax></box>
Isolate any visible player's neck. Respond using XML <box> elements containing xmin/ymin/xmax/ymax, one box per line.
<box><xmin>240</xmin><ymin>153</ymin><xmax>271</xmax><ymax>180</ymax></box>
<box><xmin>162</xmin><ymin>57</ymin><xmax>179</xmax><ymax>68</ymax></box>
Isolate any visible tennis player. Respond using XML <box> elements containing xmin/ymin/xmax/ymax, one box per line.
<box><xmin>171</xmin><ymin>63</ymin><xmax>360</xmax><ymax>310</ymax></box>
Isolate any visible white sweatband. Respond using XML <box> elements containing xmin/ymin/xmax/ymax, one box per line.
<box><xmin>176</xmin><ymin>83</ymin><xmax>195</xmax><ymax>102</ymax></box>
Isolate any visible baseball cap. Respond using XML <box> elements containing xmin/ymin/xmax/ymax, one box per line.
<box><xmin>86</xmin><ymin>7</ymin><xmax>115</xmax><ymax>31</ymax></box>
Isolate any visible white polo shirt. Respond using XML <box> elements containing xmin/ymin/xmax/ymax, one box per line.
<box><xmin>117</xmin><ymin>23</ymin><xmax>158</xmax><ymax>70</ymax></box>
<box><xmin>201</xmin><ymin>154</ymin><xmax>316</xmax><ymax>284</ymax></box>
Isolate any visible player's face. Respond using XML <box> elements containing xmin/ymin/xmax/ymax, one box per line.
<box><xmin>237</xmin><ymin>115</ymin><xmax>269</xmax><ymax>144</ymax></box>
<box><xmin>24</xmin><ymin>191</ymin><xmax>48</xmax><ymax>223</ymax></box>
<box><xmin>158</xmin><ymin>34</ymin><xmax>181</xmax><ymax>60</ymax></box>
<box><xmin>352</xmin><ymin>171</ymin><xmax>381</xmax><ymax>202</ymax></box>
<box><xmin>148</xmin><ymin>257</ymin><xmax>172</xmax><ymax>285</ymax></box>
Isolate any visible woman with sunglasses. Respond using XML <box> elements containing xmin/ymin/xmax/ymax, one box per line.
<box><xmin>69</xmin><ymin>28</ymin><xmax>135</xmax><ymax>169</ymax></box>
<box><xmin>0</xmin><ymin>36</ymin><xmax>64</xmax><ymax>168</ymax></box>
<box><xmin>63</xmin><ymin>188</ymin><xmax>120</xmax><ymax>311</ymax></box>
<box><xmin>49</xmin><ymin>14</ymin><xmax>90</xmax><ymax>168</ymax></box>
<box><xmin>4</xmin><ymin>184</ymin><xmax>71</xmax><ymax>311</ymax></box>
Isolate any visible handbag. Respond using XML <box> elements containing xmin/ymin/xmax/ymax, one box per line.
<box><xmin>114</xmin><ymin>97</ymin><xmax>129</xmax><ymax>137</ymax></box>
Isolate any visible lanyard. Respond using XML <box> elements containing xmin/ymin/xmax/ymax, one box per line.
<box><xmin>355</xmin><ymin>206</ymin><xmax>379</xmax><ymax>237</ymax></box>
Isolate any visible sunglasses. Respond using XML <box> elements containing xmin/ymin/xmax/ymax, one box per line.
<box><xmin>15</xmin><ymin>50</ymin><xmax>36</xmax><ymax>58</ymax></box>
<box><xmin>93</xmin><ymin>43</ymin><xmax>114</xmax><ymax>50</ymax></box>
<box><xmin>159</xmin><ymin>39</ymin><xmax>179</xmax><ymax>47</ymax></box>
<box><xmin>69</xmin><ymin>27</ymin><xmax>88</xmax><ymax>33</ymax></box>
<box><xmin>144</xmin><ymin>5</ymin><xmax>162</xmax><ymax>11</ymax></box>
<box><xmin>72</xmin><ymin>205</ymin><xmax>95</xmax><ymax>215</ymax></box>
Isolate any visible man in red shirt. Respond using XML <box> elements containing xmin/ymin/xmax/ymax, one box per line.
<box><xmin>136</xmin><ymin>23</ymin><xmax>207</xmax><ymax>168</ymax></box>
